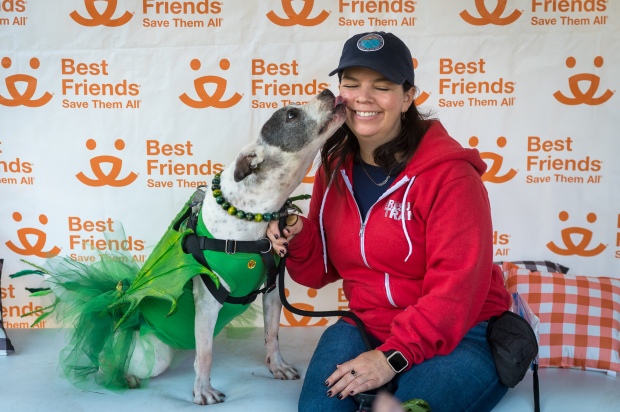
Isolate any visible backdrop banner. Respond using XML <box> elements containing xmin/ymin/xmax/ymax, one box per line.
<box><xmin>1</xmin><ymin>0</ymin><xmax>618</xmax><ymax>329</ymax></box>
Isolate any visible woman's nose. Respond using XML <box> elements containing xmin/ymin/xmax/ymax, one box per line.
<box><xmin>355</xmin><ymin>86</ymin><xmax>373</xmax><ymax>103</ymax></box>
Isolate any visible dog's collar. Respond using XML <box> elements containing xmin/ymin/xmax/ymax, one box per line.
<box><xmin>211</xmin><ymin>173</ymin><xmax>308</xmax><ymax>222</ymax></box>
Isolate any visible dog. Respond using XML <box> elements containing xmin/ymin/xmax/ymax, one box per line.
<box><xmin>119</xmin><ymin>88</ymin><xmax>346</xmax><ymax>405</ymax></box>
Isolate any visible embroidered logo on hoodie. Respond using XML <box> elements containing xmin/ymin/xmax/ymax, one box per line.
<box><xmin>385</xmin><ymin>200</ymin><xmax>412</xmax><ymax>221</ymax></box>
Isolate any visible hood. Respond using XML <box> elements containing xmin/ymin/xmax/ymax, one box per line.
<box><xmin>404</xmin><ymin>120</ymin><xmax>487</xmax><ymax>178</ymax></box>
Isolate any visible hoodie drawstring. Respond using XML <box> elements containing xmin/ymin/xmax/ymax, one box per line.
<box><xmin>319</xmin><ymin>172</ymin><xmax>337</xmax><ymax>273</ymax></box>
<box><xmin>401</xmin><ymin>176</ymin><xmax>416</xmax><ymax>262</ymax></box>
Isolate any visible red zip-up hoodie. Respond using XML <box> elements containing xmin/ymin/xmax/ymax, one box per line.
<box><xmin>286</xmin><ymin>121</ymin><xmax>510</xmax><ymax>370</ymax></box>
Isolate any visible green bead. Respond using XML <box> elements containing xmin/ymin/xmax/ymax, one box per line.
<box><xmin>245</xmin><ymin>213</ymin><xmax>254</xmax><ymax>221</ymax></box>
<box><xmin>236</xmin><ymin>210</ymin><xmax>246</xmax><ymax>219</ymax></box>
<box><xmin>212</xmin><ymin>178</ymin><xmax>220</xmax><ymax>185</ymax></box>
<box><xmin>213</xmin><ymin>189</ymin><xmax>222</xmax><ymax>197</ymax></box>
<box><xmin>227</xmin><ymin>206</ymin><xmax>237</xmax><ymax>215</ymax></box>
<box><xmin>211</xmin><ymin>184</ymin><xmax>220</xmax><ymax>190</ymax></box>
<box><xmin>222</xmin><ymin>202</ymin><xmax>230</xmax><ymax>210</ymax></box>
<box><xmin>271</xmin><ymin>212</ymin><xmax>280</xmax><ymax>221</ymax></box>
<box><xmin>254</xmin><ymin>213</ymin><xmax>263</xmax><ymax>222</ymax></box>
<box><xmin>263</xmin><ymin>213</ymin><xmax>272</xmax><ymax>221</ymax></box>
<box><xmin>214</xmin><ymin>173</ymin><xmax>221</xmax><ymax>178</ymax></box>
<box><xmin>215</xmin><ymin>196</ymin><xmax>225</xmax><ymax>205</ymax></box>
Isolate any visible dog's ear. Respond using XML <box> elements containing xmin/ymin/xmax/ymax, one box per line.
<box><xmin>233</xmin><ymin>144</ymin><xmax>265</xmax><ymax>182</ymax></box>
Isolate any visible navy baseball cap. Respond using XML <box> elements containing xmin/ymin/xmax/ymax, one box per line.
<box><xmin>329</xmin><ymin>32</ymin><xmax>415</xmax><ymax>86</ymax></box>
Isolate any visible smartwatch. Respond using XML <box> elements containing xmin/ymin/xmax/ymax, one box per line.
<box><xmin>382</xmin><ymin>350</ymin><xmax>409</xmax><ymax>373</ymax></box>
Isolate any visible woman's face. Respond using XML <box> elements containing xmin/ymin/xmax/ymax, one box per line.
<box><xmin>338</xmin><ymin>66</ymin><xmax>414</xmax><ymax>148</ymax></box>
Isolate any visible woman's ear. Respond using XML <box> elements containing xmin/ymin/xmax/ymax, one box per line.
<box><xmin>402</xmin><ymin>87</ymin><xmax>415</xmax><ymax>111</ymax></box>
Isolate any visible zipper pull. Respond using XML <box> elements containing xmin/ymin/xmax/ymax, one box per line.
<box><xmin>359</xmin><ymin>222</ymin><xmax>365</xmax><ymax>237</ymax></box>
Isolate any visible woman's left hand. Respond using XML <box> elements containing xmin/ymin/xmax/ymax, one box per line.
<box><xmin>325</xmin><ymin>350</ymin><xmax>396</xmax><ymax>401</ymax></box>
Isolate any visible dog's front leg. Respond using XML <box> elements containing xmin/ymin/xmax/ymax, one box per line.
<box><xmin>192</xmin><ymin>276</ymin><xmax>226</xmax><ymax>405</ymax></box>
<box><xmin>263</xmin><ymin>282</ymin><xmax>300</xmax><ymax>380</ymax></box>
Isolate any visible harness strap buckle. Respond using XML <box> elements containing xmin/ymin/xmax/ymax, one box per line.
<box><xmin>225</xmin><ymin>239</ymin><xmax>236</xmax><ymax>254</ymax></box>
<box><xmin>258</xmin><ymin>238</ymin><xmax>272</xmax><ymax>254</ymax></box>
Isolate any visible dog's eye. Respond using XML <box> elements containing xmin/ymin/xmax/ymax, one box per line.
<box><xmin>286</xmin><ymin>109</ymin><xmax>298</xmax><ymax>121</ymax></box>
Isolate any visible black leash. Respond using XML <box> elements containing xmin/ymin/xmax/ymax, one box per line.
<box><xmin>276</xmin><ymin>215</ymin><xmax>373</xmax><ymax>350</ymax></box>
<box><xmin>275</xmin><ymin>213</ymin><xmax>392</xmax><ymax>411</ymax></box>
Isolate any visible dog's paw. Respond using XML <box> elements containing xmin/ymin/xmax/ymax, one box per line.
<box><xmin>125</xmin><ymin>375</ymin><xmax>141</xmax><ymax>389</ymax></box>
<box><xmin>193</xmin><ymin>387</ymin><xmax>226</xmax><ymax>405</ymax></box>
<box><xmin>269</xmin><ymin>361</ymin><xmax>300</xmax><ymax>380</ymax></box>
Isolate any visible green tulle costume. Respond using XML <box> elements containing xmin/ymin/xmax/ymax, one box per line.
<box><xmin>16</xmin><ymin>190</ymin><xmax>267</xmax><ymax>392</ymax></box>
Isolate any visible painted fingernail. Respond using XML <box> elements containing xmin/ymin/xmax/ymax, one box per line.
<box><xmin>326</xmin><ymin>391</ymin><xmax>332</xmax><ymax>397</ymax></box>
<box><xmin>337</xmin><ymin>393</ymin><xmax>343</xmax><ymax>400</ymax></box>
<box><xmin>324</xmin><ymin>381</ymin><xmax>329</xmax><ymax>386</ymax></box>
<box><xmin>283</xmin><ymin>242</ymin><xmax>289</xmax><ymax>247</ymax></box>
<box><xmin>274</xmin><ymin>234</ymin><xmax>279</xmax><ymax>239</ymax></box>
<box><xmin>349</xmin><ymin>391</ymin><xmax>354</xmax><ymax>395</ymax></box>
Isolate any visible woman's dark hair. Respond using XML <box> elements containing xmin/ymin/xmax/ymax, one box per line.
<box><xmin>320</xmin><ymin>82</ymin><xmax>433</xmax><ymax>185</ymax></box>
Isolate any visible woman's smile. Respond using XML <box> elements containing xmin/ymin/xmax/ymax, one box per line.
<box><xmin>339</xmin><ymin>67</ymin><xmax>414</xmax><ymax>162</ymax></box>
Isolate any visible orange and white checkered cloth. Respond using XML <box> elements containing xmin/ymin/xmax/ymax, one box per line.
<box><xmin>506</xmin><ymin>267</ymin><xmax>620</xmax><ymax>373</ymax></box>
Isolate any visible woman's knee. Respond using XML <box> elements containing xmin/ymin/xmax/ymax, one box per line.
<box><xmin>298</xmin><ymin>320</ymin><xmax>369</xmax><ymax>411</ymax></box>
<box><xmin>392</xmin><ymin>323</ymin><xmax>507</xmax><ymax>411</ymax></box>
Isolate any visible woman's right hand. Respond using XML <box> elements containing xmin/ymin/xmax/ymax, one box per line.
<box><xmin>266</xmin><ymin>215</ymin><xmax>303</xmax><ymax>257</ymax></box>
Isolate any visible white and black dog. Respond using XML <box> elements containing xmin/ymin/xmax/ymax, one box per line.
<box><xmin>121</xmin><ymin>89</ymin><xmax>346</xmax><ymax>405</ymax></box>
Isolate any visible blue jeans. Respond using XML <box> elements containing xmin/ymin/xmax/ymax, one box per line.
<box><xmin>299</xmin><ymin>319</ymin><xmax>508</xmax><ymax>412</ymax></box>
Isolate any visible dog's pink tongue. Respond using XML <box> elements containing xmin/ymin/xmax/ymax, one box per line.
<box><xmin>335</xmin><ymin>95</ymin><xmax>346</xmax><ymax>106</ymax></box>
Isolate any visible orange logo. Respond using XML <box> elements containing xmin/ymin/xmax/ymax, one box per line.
<box><xmin>75</xmin><ymin>139</ymin><xmax>138</xmax><ymax>187</ymax></box>
<box><xmin>547</xmin><ymin>211</ymin><xmax>607</xmax><ymax>257</ymax></box>
<box><xmin>5</xmin><ymin>212</ymin><xmax>61</xmax><ymax>258</ymax></box>
<box><xmin>70</xmin><ymin>0</ymin><xmax>133</xmax><ymax>27</ymax></box>
<box><xmin>0</xmin><ymin>57</ymin><xmax>52</xmax><ymax>107</ymax></box>
<box><xmin>553</xmin><ymin>56</ymin><xmax>614</xmax><ymax>105</ymax></box>
<box><xmin>302</xmin><ymin>161</ymin><xmax>316</xmax><ymax>184</ymax></box>
<box><xmin>179</xmin><ymin>58</ymin><xmax>242</xmax><ymax>109</ymax></box>
<box><xmin>412</xmin><ymin>58</ymin><xmax>430</xmax><ymax>106</ymax></box>
<box><xmin>266</xmin><ymin>0</ymin><xmax>329</xmax><ymax>26</ymax></box>
<box><xmin>468</xmin><ymin>136</ymin><xmax>517</xmax><ymax>183</ymax></box>
<box><xmin>460</xmin><ymin>0</ymin><xmax>521</xmax><ymax>25</ymax></box>
<box><xmin>280</xmin><ymin>288</ymin><xmax>329</xmax><ymax>327</ymax></box>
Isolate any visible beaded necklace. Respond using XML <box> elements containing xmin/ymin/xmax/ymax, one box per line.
<box><xmin>210</xmin><ymin>173</ymin><xmax>306</xmax><ymax>222</ymax></box>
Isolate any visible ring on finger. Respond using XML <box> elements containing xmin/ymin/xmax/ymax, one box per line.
<box><xmin>351</xmin><ymin>369</ymin><xmax>356</xmax><ymax>377</ymax></box>
<box><xmin>286</xmin><ymin>214</ymin><xmax>299</xmax><ymax>226</ymax></box>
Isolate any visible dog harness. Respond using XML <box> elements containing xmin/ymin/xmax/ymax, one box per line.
<box><xmin>115</xmin><ymin>187</ymin><xmax>280</xmax><ymax>350</ymax></box>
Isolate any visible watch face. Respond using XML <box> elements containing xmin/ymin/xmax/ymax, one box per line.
<box><xmin>388</xmin><ymin>351</ymin><xmax>408</xmax><ymax>372</ymax></box>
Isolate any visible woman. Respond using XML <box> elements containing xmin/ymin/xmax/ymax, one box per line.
<box><xmin>267</xmin><ymin>31</ymin><xmax>511</xmax><ymax>412</ymax></box>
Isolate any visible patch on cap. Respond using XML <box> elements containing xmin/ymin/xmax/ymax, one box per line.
<box><xmin>357</xmin><ymin>33</ymin><xmax>384</xmax><ymax>52</ymax></box>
